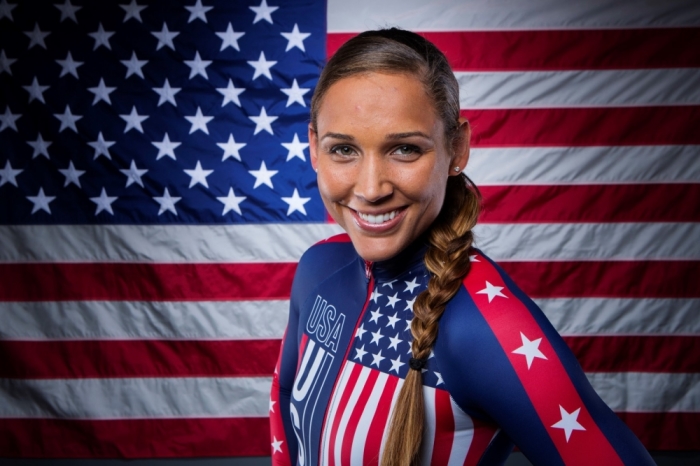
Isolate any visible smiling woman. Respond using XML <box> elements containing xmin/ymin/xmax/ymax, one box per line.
<box><xmin>270</xmin><ymin>29</ymin><xmax>655</xmax><ymax>466</ymax></box>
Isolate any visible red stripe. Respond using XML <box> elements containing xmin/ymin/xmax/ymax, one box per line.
<box><xmin>465</xmin><ymin>260</ymin><xmax>625</xmax><ymax>465</ymax></box>
<box><xmin>0</xmin><ymin>339</ymin><xmax>280</xmax><ymax>379</ymax></box>
<box><xmin>327</xmin><ymin>29</ymin><xmax>700</xmax><ymax>70</ymax></box>
<box><xmin>0</xmin><ymin>417</ymin><xmax>270</xmax><ymax>458</ymax></box>
<box><xmin>463</xmin><ymin>107</ymin><xmax>700</xmax><ymax>147</ymax></box>
<box><xmin>0</xmin><ymin>262</ymin><xmax>297</xmax><ymax>301</ymax></box>
<box><xmin>363</xmin><ymin>375</ymin><xmax>399</xmax><ymax>465</ymax></box>
<box><xmin>430</xmin><ymin>389</ymin><xmax>455</xmax><ymax>466</ymax></box>
<box><xmin>498</xmin><ymin>261</ymin><xmax>700</xmax><ymax>298</ymax></box>
<box><xmin>328</xmin><ymin>363</ymin><xmax>363</xmax><ymax>466</ymax></box>
<box><xmin>341</xmin><ymin>368</ymin><xmax>379</xmax><ymax>465</ymax></box>
<box><xmin>464</xmin><ymin>419</ymin><xmax>499</xmax><ymax>466</ymax></box>
<box><xmin>616</xmin><ymin>412</ymin><xmax>700</xmax><ymax>451</ymax></box>
<box><xmin>479</xmin><ymin>184</ymin><xmax>700</xmax><ymax>223</ymax></box>
<box><xmin>564</xmin><ymin>335</ymin><xmax>700</xmax><ymax>373</ymax></box>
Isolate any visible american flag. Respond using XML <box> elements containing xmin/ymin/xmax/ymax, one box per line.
<box><xmin>1</xmin><ymin>0</ymin><xmax>698</xmax><ymax>460</ymax></box>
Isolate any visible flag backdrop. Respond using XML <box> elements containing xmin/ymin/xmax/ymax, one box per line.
<box><xmin>0</xmin><ymin>0</ymin><xmax>698</xmax><ymax>459</ymax></box>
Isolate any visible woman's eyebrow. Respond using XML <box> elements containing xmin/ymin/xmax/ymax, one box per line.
<box><xmin>386</xmin><ymin>131</ymin><xmax>432</xmax><ymax>140</ymax></box>
<box><xmin>320</xmin><ymin>132</ymin><xmax>354</xmax><ymax>141</ymax></box>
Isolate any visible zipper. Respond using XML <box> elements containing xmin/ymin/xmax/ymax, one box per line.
<box><xmin>364</xmin><ymin>260</ymin><xmax>373</xmax><ymax>281</ymax></box>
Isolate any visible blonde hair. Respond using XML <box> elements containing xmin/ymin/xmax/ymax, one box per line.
<box><xmin>311</xmin><ymin>29</ymin><xmax>481</xmax><ymax>465</ymax></box>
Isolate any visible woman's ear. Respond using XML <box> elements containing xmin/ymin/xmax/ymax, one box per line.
<box><xmin>449</xmin><ymin>117</ymin><xmax>471</xmax><ymax>176</ymax></box>
<box><xmin>309</xmin><ymin>124</ymin><xmax>319</xmax><ymax>171</ymax></box>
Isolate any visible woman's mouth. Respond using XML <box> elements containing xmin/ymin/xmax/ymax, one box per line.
<box><xmin>357</xmin><ymin>210</ymin><xmax>399</xmax><ymax>224</ymax></box>
<box><xmin>350</xmin><ymin>207</ymin><xmax>407</xmax><ymax>233</ymax></box>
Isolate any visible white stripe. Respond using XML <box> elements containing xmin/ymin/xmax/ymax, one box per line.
<box><xmin>588</xmin><ymin>372</ymin><xmax>700</xmax><ymax>413</ymax></box>
<box><xmin>0</xmin><ymin>223</ymin><xmax>343</xmax><ymax>263</ymax></box>
<box><xmin>466</xmin><ymin>145</ymin><xmax>700</xmax><ymax>185</ymax></box>
<box><xmin>420</xmin><ymin>386</ymin><xmax>437</xmax><ymax>465</ymax></box>
<box><xmin>473</xmin><ymin>222</ymin><xmax>700</xmax><ymax>261</ymax></box>
<box><xmin>334</xmin><ymin>366</ymin><xmax>371</xmax><ymax>465</ymax></box>
<box><xmin>378</xmin><ymin>377</ymin><xmax>404</xmax><ymax>463</ymax></box>
<box><xmin>0</xmin><ymin>300</ymin><xmax>289</xmax><ymax>341</ymax></box>
<box><xmin>0</xmin><ymin>377</ymin><xmax>271</xmax><ymax>419</ymax></box>
<box><xmin>328</xmin><ymin>0</ymin><xmax>700</xmax><ymax>31</ymax></box>
<box><xmin>458</xmin><ymin>69</ymin><xmax>700</xmax><ymax>109</ymax></box>
<box><xmin>321</xmin><ymin>361</ymin><xmax>354</xmax><ymax>466</ymax></box>
<box><xmin>351</xmin><ymin>370</ymin><xmax>389</xmax><ymax>465</ymax></box>
<box><xmin>447</xmin><ymin>397</ymin><xmax>474</xmax><ymax>466</ymax></box>
<box><xmin>536</xmin><ymin>298</ymin><xmax>700</xmax><ymax>336</ymax></box>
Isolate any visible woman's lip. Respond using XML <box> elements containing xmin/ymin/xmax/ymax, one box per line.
<box><xmin>349</xmin><ymin>207</ymin><xmax>407</xmax><ymax>233</ymax></box>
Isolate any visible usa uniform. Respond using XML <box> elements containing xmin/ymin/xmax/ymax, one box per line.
<box><xmin>270</xmin><ymin>234</ymin><xmax>655</xmax><ymax>465</ymax></box>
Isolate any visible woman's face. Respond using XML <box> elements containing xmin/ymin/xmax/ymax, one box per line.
<box><xmin>310</xmin><ymin>72</ymin><xmax>468</xmax><ymax>263</ymax></box>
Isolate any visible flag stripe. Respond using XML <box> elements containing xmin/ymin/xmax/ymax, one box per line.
<box><xmin>467</xmin><ymin>145</ymin><xmax>700</xmax><ymax>185</ymax></box>
<box><xmin>464</xmin><ymin>106</ymin><xmax>700</xmax><ymax>147</ymax></box>
<box><xmin>618</xmin><ymin>412</ymin><xmax>700</xmax><ymax>451</ymax></box>
<box><xmin>0</xmin><ymin>339</ymin><xmax>281</xmax><ymax>378</ymax></box>
<box><xmin>456</xmin><ymin>69</ymin><xmax>700</xmax><ymax>108</ymax></box>
<box><xmin>479</xmin><ymin>184</ymin><xmax>700</xmax><ymax>223</ymax></box>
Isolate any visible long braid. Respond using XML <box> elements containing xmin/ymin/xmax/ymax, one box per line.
<box><xmin>381</xmin><ymin>174</ymin><xmax>481</xmax><ymax>466</ymax></box>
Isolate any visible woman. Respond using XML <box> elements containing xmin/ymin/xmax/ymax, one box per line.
<box><xmin>270</xmin><ymin>29</ymin><xmax>654</xmax><ymax>465</ymax></box>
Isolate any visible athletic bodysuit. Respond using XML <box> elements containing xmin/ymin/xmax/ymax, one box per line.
<box><xmin>270</xmin><ymin>234</ymin><xmax>655</xmax><ymax>465</ymax></box>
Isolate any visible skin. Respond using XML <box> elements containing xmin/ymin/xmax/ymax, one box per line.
<box><xmin>309</xmin><ymin>72</ymin><xmax>470</xmax><ymax>262</ymax></box>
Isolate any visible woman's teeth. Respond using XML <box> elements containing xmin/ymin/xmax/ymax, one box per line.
<box><xmin>358</xmin><ymin>210</ymin><xmax>398</xmax><ymax>224</ymax></box>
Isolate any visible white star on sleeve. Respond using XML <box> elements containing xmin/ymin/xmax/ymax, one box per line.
<box><xmin>120</xmin><ymin>106</ymin><xmax>148</xmax><ymax>133</ymax></box>
<box><xmin>435</xmin><ymin>372</ymin><xmax>444</xmax><ymax>385</ymax></box>
<box><xmin>469</xmin><ymin>254</ymin><xmax>480</xmax><ymax>262</ymax></box>
<box><xmin>24</xmin><ymin>24</ymin><xmax>50</xmax><ymax>49</ymax></box>
<box><xmin>53</xmin><ymin>105</ymin><xmax>82</xmax><ymax>133</ymax></box>
<box><xmin>249</xmin><ymin>161</ymin><xmax>277</xmax><ymax>189</ymax></box>
<box><xmin>249</xmin><ymin>106</ymin><xmax>277</xmax><ymax>135</ymax></box>
<box><xmin>184</xmin><ymin>160</ymin><xmax>213</xmax><ymax>188</ymax></box>
<box><xmin>120</xmin><ymin>1</ymin><xmax>147</xmax><ymax>23</ymax></box>
<box><xmin>27</xmin><ymin>133</ymin><xmax>51</xmax><ymax>158</ymax></box>
<box><xmin>152</xmin><ymin>78</ymin><xmax>180</xmax><ymax>106</ymax></box>
<box><xmin>58</xmin><ymin>161</ymin><xmax>84</xmax><ymax>187</ymax></box>
<box><xmin>27</xmin><ymin>188</ymin><xmax>55</xmax><ymax>214</ymax></box>
<box><xmin>90</xmin><ymin>188</ymin><xmax>118</xmax><ymax>215</ymax></box>
<box><xmin>185</xmin><ymin>107</ymin><xmax>213</xmax><ymax>134</ymax></box>
<box><xmin>551</xmin><ymin>406</ymin><xmax>586</xmax><ymax>442</ymax></box>
<box><xmin>184</xmin><ymin>51</ymin><xmax>211</xmax><ymax>79</ymax></box>
<box><xmin>185</xmin><ymin>0</ymin><xmax>212</xmax><ymax>23</ymax></box>
<box><xmin>280</xmin><ymin>24</ymin><xmax>310</xmax><ymax>52</ymax></box>
<box><xmin>217</xmin><ymin>187</ymin><xmax>246</xmax><ymax>216</ymax></box>
<box><xmin>280</xmin><ymin>79</ymin><xmax>310</xmax><ymax>107</ymax></box>
<box><xmin>476</xmin><ymin>280</ymin><xmax>507</xmax><ymax>303</ymax></box>
<box><xmin>88</xmin><ymin>78</ymin><xmax>116</xmax><ymax>105</ymax></box>
<box><xmin>247</xmin><ymin>51</ymin><xmax>276</xmax><ymax>80</ymax></box>
<box><xmin>281</xmin><ymin>133</ymin><xmax>308</xmax><ymax>161</ymax></box>
<box><xmin>88</xmin><ymin>131</ymin><xmax>115</xmax><ymax>160</ymax></box>
<box><xmin>218</xmin><ymin>134</ymin><xmax>246</xmax><ymax>161</ymax></box>
<box><xmin>119</xmin><ymin>160</ymin><xmax>148</xmax><ymax>188</ymax></box>
<box><xmin>512</xmin><ymin>332</ymin><xmax>548</xmax><ymax>369</ymax></box>
<box><xmin>54</xmin><ymin>0</ymin><xmax>81</xmax><ymax>22</ymax></box>
<box><xmin>56</xmin><ymin>52</ymin><xmax>83</xmax><ymax>78</ymax></box>
<box><xmin>269</xmin><ymin>398</ymin><xmax>276</xmax><ymax>413</ymax></box>
<box><xmin>153</xmin><ymin>188</ymin><xmax>181</xmax><ymax>215</ymax></box>
<box><xmin>0</xmin><ymin>106</ymin><xmax>20</xmax><ymax>132</ymax></box>
<box><xmin>152</xmin><ymin>133</ymin><xmax>181</xmax><ymax>160</ymax></box>
<box><xmin>281</xmin><ymin>188</ymin><xmax>310</xmax><ymax>216</ymax></box>
<box><xmin>216</xmin><ymin>79</ymin><xmax>245</xmax><ymax>107</ymax></box>
<box><xmin>216</xmin><ymin>23</ymin><xmax>244</xmax><ymax>51</ymax></box>
<box><xmin>151</xmin><ymin>23</ymin><xmax>179</xmax><ymax>51</ymax></box>
<box><xmin>271</xmin><ymin>436</ymin><xmax>283</xmax><ymax>454</ymax></box>
<box><xmin>0</xmin><ymin>1</ymin><xmax>17</xmax><ymax>21</ymax></box>
<box><xmin>249</xmin><ymin>0</ymin><xmax>278</xmax><ymax>24</ymax></box>
<box><xmin>120</xmin><ymin>51</ymin><xmax>148</xmax><ymax>79</ymax></box>
<box><xmin>89</xmin><ymin>23</ymin><xmax>114</xmax><ymax>50</ymax></box>
<box><xmin>23</xmin><ymin>77</ymin><xmax>49</xmax><ymax>103</ymax></box>
<box><xmin>354</xmin><ymin>345</ymin><xmax>368</xmax><ymax>362</ymax></box>
<box><xmin>370</xmin><ymin>350</ymin><xmax>385</xmax><ymax>368</ymax></box>
<box><xmin>0</xmin><ymin>160</ymin><xmax>22</xmax><ymax>187</ymax></box>
<box><xmin>1</xmin><ymin>50</ymin><xmax>16</xmax><ymax>75</ymax></box>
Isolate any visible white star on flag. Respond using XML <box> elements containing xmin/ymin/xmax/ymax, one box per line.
<box><xmin>369</xmin><ymin>309</ymin><xmax>382</xmax><ymax>324</ymax></box>
<box><xmin>470</xmin><ymin>254</ymin><xmax>480</xmax><ymax>262</ymax></box>
<box><xmin>216</xmin><ymin>23</ymin><xmax>244</xmax><ymax>51</ymax></box>
<box><xmin>24</xmin><ymin>24</ymin><xmax>50</xmax><ymax>49</ymax></box>
<box><xmin>371</xmin><ymin>350</ymin><xmax>385</xmax><ymax>367</ymax></box>
<box><xmin>151</xmin><ymin>23</ymin><xmax>179</xmax><ymax>51</ymax></box>
<box><xmin>250</xmin><ymin>0</ymin><xmax>278</xmax><ymax>24</ymax></box>
<box><xmin>0</xmin><ymin>160</ymin><xmax>22</xmax><ymax>187</ymax></box>
<box><xmin>152</xmin><ymin>78</ymin><xmax>180</xmax><ymax>106</ymax></box>
<box><xmin>89</xmin><ymin>23</ymin><xmax>114</xmax><ymax>50</ymax></box>
<box><xmin>512</xmin><ymin>332</ymin><xmax>548</xmax><ymax>369</ymax></box>
<box><xmin>386</xmin><ymin>293</ymin><xmax>400</xmax><ymax>308</ymax></box>
<box><xmin>249</xmin><ymin>161</ymin><xmax>277</xmax><ymax>188</ymax></box>
<box><xmin>0</xmin><ymin>0</ymin><xmax>17</xmax><ymax>21</ymax></box>
<box><xmin>552</xmin><ymin>406</ymin><xmax>586</xmax><ymax>442</ymax></box>
<box><xmin>185</xmin><ymin>107</ymin><xmax>213</xmax><ymax>134</ymax></box>
<box><xmin>382</xmin><ymin>280</ymin><xmax>396</xmax><ymax>289</ymax></box>
<box><xmin>217</xmin><ymin>187</ymin><xmax>246</xmax><ymax>216</ymax></box>
<box><xmin>389</xmin><ymin>356</ymin><xmax>405</xmax><ymax>374</ymax></box>
<box><xmin>88</xmin><ymin>78</ymin><xmax>116</xmax><ymax>105</ymax></box>
<box><xmin>269</xmin><ymin>399</ymin><xmax>276</xmax><ymax>413</ymax></box>
<box><xmin>271</xmin><ymin>436</ymin><xmax>283</xmax><ymax>454</ymax></box>
<box><xmin>58</xmin><ymin>161</ymin><xmax>84</xmax><ymax>188</ymax></box>
<box><xmin>53</xmin><ymin>105</ymin><xmax>82</xmax><ymax>133</ymax></box>
<box><xmin>386</xmin><ymin>313</ymin><xmax>400</xmax><ymax>329</ymax></box>
<box><xmin>56</xmin><ymin>52</ymin><xmax>83</xmax><ymax>78</ymax></box>
<box><xmin>218</xmin><ymin>134</ymin><xmax>246</xmax><ymax>161</ymax></box>
<box><xmin>27</xmin><ymin>133</ymin><xmax>52</xmax><ymax>159</ymax></box>
<box><xmin>281</xmin><ymin>24</ymin><xmax>310</xmax><ymax>52</ymax></box>
<box><xmin>249</xmin><ymin>106</ymin><xmax>277</xmax><ymax>135</ymax></box>
<box><xmin>120</xmin><ymin>106</ymin><xmax>148</xmax><ymax>133</ymax></box>
<box><xmin>54</xmin><ymin>0</ymin><xmax>80</xmax><ymax>22</ymax></box>
<box><xmin>185</xmin><ymin>0</ymin><xmax>212</xmax><ymax>23</ymax></box>
<box><xmin>282</xmin><ymin>189</ymin><xmax>310</xmax><ymax>216</ymax></box>
<box><xmin>404</xmin><ymin>297</ymin><xmax>416</xmax><ymax>312</ymax></box>
<box><xmin>120</xmin><ymin>160</ymin><xmax>148</xmax><ymax>187</ymax></box>
<box><xmin>387</xmin><ymin>333</ymin><xmax>402</xmax><ymax>350</ymax></box>
<box><xmin>354</xmin><ymin>345</ymin><xmax>368</xmax><ymax>362</ymax></box>
<box><xmin>90</xmin><ymin>188</ymin><xmax>118</xmax><ymax>215</ymax></box>
<box><xmin>120</xmin><ymin>51</ymin><xmax>148</xmax><ymax>79</ymax></box>
<box><xmin>355</xmin><ymin>324</ymin><xmax>367</xmax><ymax>340</ymax></box>
<box><xmin>477</xmin><ymin>280</ymin><xmax>508</xmax><ymax>303</ymax></box>
<box><xmin>184</xmin><ymin>51</ymin><xmax>212</xmax><ymax>79</ymax></box>
<box><xmin>184</xmin><ymin>160</ymin><xmax>213</xmax><ymax>188</ymax></box>
<box><xmin>88</xmin><ymin>132</ymin><xmax>115</xmax><ymax>160</ymax></box>
<box><xmin>217</xmin><ymin>79</ymin><xmax>245</xmax><ymax>107</ymax></box>
<box><xmin>247</xmin><ymin>51</ymin><xmax>276</xmax><ymax>80</ymax></box>
<box><xmin>404</xmin><ymin>277</ymin><xmax>420</xmax><ymax>293</ymax></box>
<box><xmin>435</xmin><ymin>372</ymin><xmax>444</xmax><ymax>385</ymax></box>
<box><xmin>27</xmin><ymin>188</ymin><xmax>55</xmax><ymax>214</ymax></box>
<box><xmin>282</xmin><ymin>133</ymin><xmax>308</xmax><ymax>161</ymax></box>
<box><xmin>370</xmin><ymin>329</ymin><xmax>384</xmax><ymax>346</ymax></box>
<box><xmin>153</xmin><ymin>188</ymin><xmax>181</xmax><ymax>215</ymax></box>
<box><xmin>370</xmin><ymin>289</ymin><xmax>382</xmax><ymax>303</ymax></box>
<box><xmin>120</xmin><ymin>0</ymin><xmax>146</xmax><ymax>23</ymax></box>
<box><xmin>281</xmin><ymin>79</ymin><xmax>310</xmax><ymax>107</ymax></box>
<box><xmin>1</xmin><ymin>50</ymin><xmax>16</xmax><ymax>75</ymax></box>
<box><xmin>23</xmin><ymin>77</ymin><xmax>49</xmax><ymax>103</ymax></box>
<box><xmin>152</xmin><ymin>133</ymin><xmax>181</xmax><ymax>160</ymax></box>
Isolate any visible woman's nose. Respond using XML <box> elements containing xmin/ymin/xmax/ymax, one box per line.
<box><xmin>353</xmin><ymin>154</ymin><xmax>393</xmax><ymax>203</ymax></box>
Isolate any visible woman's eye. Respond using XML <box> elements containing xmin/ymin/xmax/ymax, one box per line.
<box><xmin>393</xmin><ymin>145</ymin><xmax>421</xmax><ymax>156</ymax></box>
<box><xmin>331</xmin><ymin>145</ymin><xmax>355</xmax><ymax>156</ymax></box>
